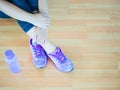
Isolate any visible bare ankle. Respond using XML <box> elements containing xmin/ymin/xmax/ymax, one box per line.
<box><xmin>39</xmin><ymin>40</ymin><xmax>56</xmax><ymax>54</ymax></box>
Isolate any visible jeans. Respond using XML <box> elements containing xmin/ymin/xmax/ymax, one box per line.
<box><xmin>0</xmin><ymin>0</ymin><xmax>38</xmax><ymax>33</ymax></box>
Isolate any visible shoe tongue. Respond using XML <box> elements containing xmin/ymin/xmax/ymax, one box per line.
<box><xmin>51</xmin><ymin>47</ymin><xmax>59</xmax><ymax>55</ymax></box>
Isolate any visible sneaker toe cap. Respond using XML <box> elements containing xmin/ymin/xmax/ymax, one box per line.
<box><xmin>33</xmin><ymin>57</ymin><xmax>47</xmax><ymax>68</ymax></box>
<box><xmin>59</xmin><ymin>60</ymin><xmax>74</xmax><ymax>72</ymax></box>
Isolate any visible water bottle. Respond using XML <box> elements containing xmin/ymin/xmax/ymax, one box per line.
<box><xmin>4</xmin><ymin>50</ymin><xmax>21</xmax><ymax>73</ymax></box>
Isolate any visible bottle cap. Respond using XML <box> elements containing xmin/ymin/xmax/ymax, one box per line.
<box><xmin>5</xmin><ymin>50</ymin><xmax>14</xmax><ymax>59</ymax></box>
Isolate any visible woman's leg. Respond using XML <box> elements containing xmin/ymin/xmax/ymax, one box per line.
<box><xmin>36</xmin><ymin>0</ymin><xmax>74</xmax><ymax>72</ymax></box>
<box><xmin>26</xmin><ymin>0</ymin><xmax>56</xmax><ymax>54</ymax></box>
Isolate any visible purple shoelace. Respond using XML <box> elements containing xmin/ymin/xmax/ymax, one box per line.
<box><xmin>32</xmin><ymin>44</ymin><xmax>43</xmax><ymax>58</ymax></box>
<box><xmin>50</xmin><ymin>47</ymin><xmax>67</xmax><ymax>64</ymax></box>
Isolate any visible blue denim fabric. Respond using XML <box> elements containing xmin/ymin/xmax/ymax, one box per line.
<box><xmin>0</xmin><ymin>12</ymin><xmax>11</xmax><ymax>18</ymax></box>
<box><xmin>27</xmin><ymin>0</ymin><xmax>38</xmax><ymax>13</ymax></box>
<box><xmin>0</xmin><ymin>0</ymin><xmax>38</xmax><ymax>32</ymax></box>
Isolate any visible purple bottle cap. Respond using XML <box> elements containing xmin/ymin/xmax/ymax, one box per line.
<box><xmin>5</xmin><ymin>50</ymin><xmax>14</xmax><ymax>59</ymax></box>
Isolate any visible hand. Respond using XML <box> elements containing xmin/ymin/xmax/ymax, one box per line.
<box><xmin>31</xmin><ymin>13</ymin><xmax>50</xmax><ymax>28</ymax></box>
<box><xmin>27</xmin><ymin>26</ymin><xmax>48</xmax><ymax>45</ymax></box>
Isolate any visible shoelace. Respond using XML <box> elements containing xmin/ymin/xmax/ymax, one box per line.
<box><xmin>51</xmin><ymin>48</ymin><xmax>67</xmax><ymax>64</ymax></box>
<box><xmin>33</xmin><ymin>45</ymin><xmax>43</xmax><ymax>58</ymax></box>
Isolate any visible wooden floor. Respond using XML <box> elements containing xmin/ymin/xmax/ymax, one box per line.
<box><xmin>0</xmin><ymin>0</ymin><xmax>120</xmax><ymax>90</ymax></box>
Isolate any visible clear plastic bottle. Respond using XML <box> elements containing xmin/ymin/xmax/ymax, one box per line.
<box><xmin>4</xmin><ymin>50</ymin><xmax>21</xmax><ymax>73</ymax></box>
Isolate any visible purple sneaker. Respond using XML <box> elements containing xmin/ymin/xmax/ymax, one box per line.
<box><xmin>48</xmin><ymin>47</ymin><xmax>74</xmax><ymax>72</ymax></box>
<box><xmin>30</xmin><ymin>39</ymin><xmax>47</xmax><ymax>68</ymax></box>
